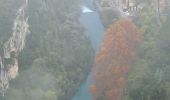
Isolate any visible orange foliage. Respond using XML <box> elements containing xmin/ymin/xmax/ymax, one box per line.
<box><xmin>89</xmin><ymin>19</ymin><xmax>143</xmax><ymax>100</ymax></box>
<box><xmin>89</xmin><ymin>85</ymin><xmax>98</xmax><ymax>96</ymax></box>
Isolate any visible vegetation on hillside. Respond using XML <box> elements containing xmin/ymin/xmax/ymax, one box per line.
<box><xmin>0</xmin><ymin>0</ymin><xmax>94</xmax><ymax>100</ymax></box>
<box><xmin>90</xmin><ymin>0</ymin><xmax>170</xmax><ymax>100</ymax></box>
<box><xmin>124</xmin><ymin>1</ymin><xmax>170</xmax><ymax>100</ymax></box>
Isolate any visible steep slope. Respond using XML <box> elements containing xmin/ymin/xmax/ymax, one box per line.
<box><xmin>0</xmin><ymin>0</ymin><xmax>94</xmax><ymax>100</ymax></box>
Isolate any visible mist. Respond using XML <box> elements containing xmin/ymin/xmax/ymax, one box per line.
<box><xmin>0</xmin><ymin>0</ymin><xmax>170</xmax><ymax>100</ymax></box>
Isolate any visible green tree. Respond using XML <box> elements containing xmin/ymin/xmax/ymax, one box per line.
<box><xmin>124</xmin><ymin>1</ymin><xmax>170</xmax><ymax>100</ymax></box>
<box><xmin>0</xmin><ymin>0</ymin><xmax>94</xmax><ymax>99</ymax></box>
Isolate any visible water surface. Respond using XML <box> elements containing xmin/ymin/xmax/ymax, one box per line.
<box><xmin>72</xmin><ymin>0</ymin><xmax>104</xmax><ymax>100</ymax></box>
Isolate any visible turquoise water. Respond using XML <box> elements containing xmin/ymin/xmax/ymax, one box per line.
<box><xmin>72</xmin><ymin>0</ymin><xmax>104</xmax><ymax>100</ymax></box>
<box><xmin>79</xmin><ymin>11</ymin><xmax>104</xmax><ymax>51</ymax></box>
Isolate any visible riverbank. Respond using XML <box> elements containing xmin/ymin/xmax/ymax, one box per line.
<box><xmin>94</xmin><ymin>0</ymin><xmax>120</xmax><ymax>28</ymax></box>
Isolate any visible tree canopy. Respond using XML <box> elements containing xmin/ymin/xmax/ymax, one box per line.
<box><xmin>0</xmin><ymin>0</ymin><xmax>94</xmax><ymax>100</ymax></box>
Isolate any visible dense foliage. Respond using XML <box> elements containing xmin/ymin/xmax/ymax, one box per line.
<box><xmin>89</xmin><ymin>19</ymin><xmax>142</xmax><ymax>100</ymax></box>
<box><xmin>124</xmin><ymin>1</ymin><xmax>170</xmax><ymax>100</ymax></box>
<box><xmin>0</xmin><ymin>0</ymin><xmax>94</xmax><ymax>100</ymax></box>
<box><xmin>90</xmin><ymin>0</ymin><xmax>170</xmax><ymax>100</ymax></box>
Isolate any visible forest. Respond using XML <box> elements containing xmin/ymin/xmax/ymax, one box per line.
<box><xmin>90</xmin><ymin>0</ymin><xmax>170</xmax><ymax>100</ymax></box>
<box><xmin>0</xmin><ymin>0</ymin><xmax>170</xmax><ymax>100</ymax></box>
<box><xmin>0</xmin><ymin>0</ymin><xmax>94</xmax><ymax>100</ymax></box>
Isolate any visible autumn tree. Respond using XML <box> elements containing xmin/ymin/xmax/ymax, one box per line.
<box><xmin>89</xmin><ymin>19</ymin><xmax>142</xmax><ymax>100</ymax></box>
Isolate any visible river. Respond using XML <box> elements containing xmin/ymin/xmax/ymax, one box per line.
<box><xmin>72</xmin><ymin>0</ymin><xmax>104</xmax><ymax>100</ymax></box>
